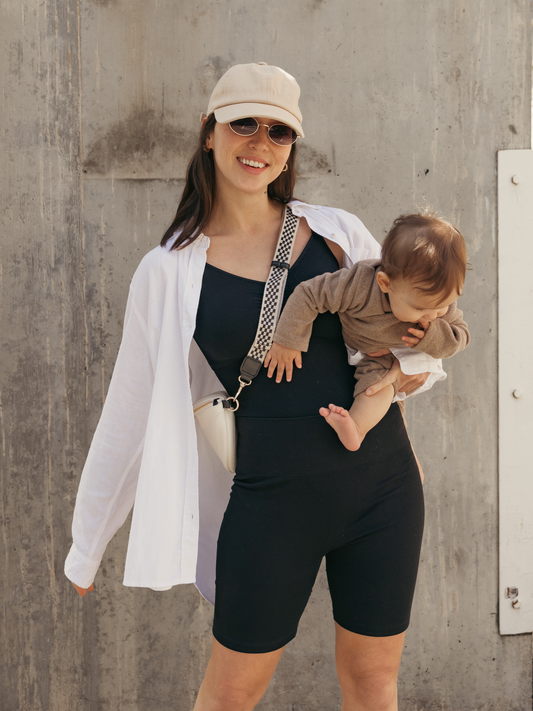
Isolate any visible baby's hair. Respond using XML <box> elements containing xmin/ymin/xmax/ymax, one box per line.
<box><xmin>380</xmin><ymin>213</ymin><xmax>468</xmax><ymax>299</ymax></box>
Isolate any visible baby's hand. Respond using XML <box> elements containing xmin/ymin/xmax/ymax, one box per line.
<box><xmin>264</xmin><ymin>342</ymin><xmax>302</xmax><ymax>383</ymax></box>
<box><xmin>401</xmin><ymin>323</ymin><xmax>427</xmax><ymax>347</ymax></box>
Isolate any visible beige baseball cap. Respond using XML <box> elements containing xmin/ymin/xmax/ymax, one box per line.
<box><xmin>206</xmin><ymin>62</ymin><xmax>304</xmax><ymax>138</ymax></box>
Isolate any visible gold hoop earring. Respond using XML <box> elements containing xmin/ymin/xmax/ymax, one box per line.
<box><xmin>282</xmin><ymin>164</ymin><xmax>288</xmax><ymax>172</ymax></box>
<box><xmin>203</xmin><ymin>146</ymin><xmax>211</xmax><ymax>153</ymax></box>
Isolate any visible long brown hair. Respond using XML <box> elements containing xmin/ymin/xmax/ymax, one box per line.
<box><xmin>160</xmin><ymin>115</ymin><xmax>298</xmax><ymax>250</ymax></box>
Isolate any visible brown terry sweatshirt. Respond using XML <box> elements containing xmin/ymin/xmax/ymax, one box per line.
<box><xmin>275</xmin><ymin>259</ymin><xmax>470</xmax><ymax>398</ymax></box>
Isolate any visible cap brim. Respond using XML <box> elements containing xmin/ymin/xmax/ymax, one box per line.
<box><xmin>214</xmin><ymin>103</ymin><xmax>304</xmax><ymax>138</ymax></box>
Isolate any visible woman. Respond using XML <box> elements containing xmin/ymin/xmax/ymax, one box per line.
<box><xmin>66</xmin><ymin>63</ymin><xmax>435</xmax><ymax>710</ymax></box>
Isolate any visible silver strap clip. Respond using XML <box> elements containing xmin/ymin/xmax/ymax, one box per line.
<box><xmin>226</xmin><ymin>376</ymin><xmax>252</xmax><ymax>412</ymax></box>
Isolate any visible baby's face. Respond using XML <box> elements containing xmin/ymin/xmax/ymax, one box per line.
<box><xmin>377</xmin><ymin>273</ymin><xmax>460</xmax><ymax>326</ymax></box>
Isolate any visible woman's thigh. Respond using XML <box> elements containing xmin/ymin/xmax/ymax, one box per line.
<box><xmin>326</xmin><ymin>443</ymin><xmax>424</xmax><ymax>637</ymax></box>
<box><xmin>213</xmin><ymin>470</ymin><xmax>326</xmax><ymax>654</ymax></box>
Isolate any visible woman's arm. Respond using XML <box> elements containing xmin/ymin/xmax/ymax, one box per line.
<box><xmin>323</xmin><ymin>237</ymin><xmax>345</xmax><ymax>268</ymax></box>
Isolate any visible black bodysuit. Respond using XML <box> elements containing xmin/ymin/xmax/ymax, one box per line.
<box><xmin>194</xmin><ymin>232</ymin><xmax>424</xmax><ymax>653</ymax></box>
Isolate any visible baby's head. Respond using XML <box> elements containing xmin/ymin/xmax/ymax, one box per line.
<box><xmin>376</xmin><ymin>213</ymin><xmax>468</xmax><ymax>325</ymax></box>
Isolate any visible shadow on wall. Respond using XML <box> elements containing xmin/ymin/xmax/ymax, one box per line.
<box><xmin>83</xmin><ymin>107</ymin><xmax>198</xmax><ymax>180</ymax></box>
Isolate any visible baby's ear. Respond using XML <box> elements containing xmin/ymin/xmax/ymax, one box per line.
<box><xmin>376</xmin><ymin>271</ymin><xmax>391</xmax><ymax>293</ymax></box>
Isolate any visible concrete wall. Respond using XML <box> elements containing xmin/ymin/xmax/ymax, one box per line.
<box><xmin>1</xmin><ymin>0</ymin><xmax>531</xmax><ymax>709</ymax></box>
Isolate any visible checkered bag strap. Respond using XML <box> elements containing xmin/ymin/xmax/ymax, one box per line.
<box><xmin>239</xmin><ymin>205</ymin><xmax>300</xmax><ymax>383</ymax></box>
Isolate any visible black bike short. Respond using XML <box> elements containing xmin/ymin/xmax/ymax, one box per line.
<box><xmin>212</xmin><ymin>406</ymin><xmax>425</xmax><ymax>654</ymax></box>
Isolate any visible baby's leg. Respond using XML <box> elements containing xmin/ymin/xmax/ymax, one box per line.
<box><xmin>349</xmin><ymin>384</ymin><xmax>395</xmax><ymax>444</ymax></box>
<box><xmin>320</xmin><ymin>384</ymin><xmax>395</xmax><ymax>451</ymax></box>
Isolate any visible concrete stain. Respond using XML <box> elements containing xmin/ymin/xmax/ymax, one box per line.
<box><xmin>198</xmin><ymin>56</ymin><xmax>232</xmax><ymax>97</ymax></box>
<box><xmin>82</xmin><ymin>107</ymin><xmax>197</xmax><ymax>178</ymax></box>
<box><xmin>296</xmin><ymin>144</ymin><xmax>332</xmax><ymax>177</ymax></box>
<box><xmin>9</xmin><ymin>39</ymin><xmax>23</xmax><ymax>76</ymax></box>
<box><xmin>206</xmin><ymin>55</ymin><xmax>232</xmax><ymax>83</ymax></box>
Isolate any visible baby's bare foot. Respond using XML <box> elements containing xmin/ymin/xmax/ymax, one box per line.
<box><xmin>319</xmin><ymin>403</ymin><xmax>363</xmax><ymax>451</ymax></box>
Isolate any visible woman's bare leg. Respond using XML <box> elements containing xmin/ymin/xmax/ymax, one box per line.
<box><xmin>193</xmin><ymin>637</ymin><xmax>284</xmax><ymax>711</ymax></box>
<box><xmin>334</xmin><ymin>623</ymin><xmax>405</xmax><ymax>711</ymax></box>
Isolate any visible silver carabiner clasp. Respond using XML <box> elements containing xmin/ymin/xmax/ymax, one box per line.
<box><xmin>226</xmin><ymin>376</ymin><xmax>252</xmax><ymax>412</ymax></box>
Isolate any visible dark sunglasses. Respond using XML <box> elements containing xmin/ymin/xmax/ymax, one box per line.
<box><xmin>228</xmin><ymin>117</ymin><xmax>299</xmax><ymax>146</ymax></box>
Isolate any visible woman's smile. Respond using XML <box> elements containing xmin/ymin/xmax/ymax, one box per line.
<box><xmin>237</xmin><ymin>156</ymin><xmax>269</xmax><ymax>170</ymax></box>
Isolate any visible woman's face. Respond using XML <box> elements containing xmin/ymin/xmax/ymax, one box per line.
<box><xmin>205</xmin><ymin>118</ymin><xmax>292</xmax><ymax>198</ymax></box>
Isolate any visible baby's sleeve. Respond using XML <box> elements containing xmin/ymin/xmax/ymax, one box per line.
<box><xmin>274</xmin><ymin>266</ymin><xmax>367</xmax><ymax>351</ymax></box>
<box><xmin>411</xmin><ymin>303</ymin><xmax>470</xmax><ymax>359</ymax></box>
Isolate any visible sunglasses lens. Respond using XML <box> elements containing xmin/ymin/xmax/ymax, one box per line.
<box><xmin>268</xmin><ymin>124</ymin><xmax>298</xmax><ymax>146</ymax></box>
<box><xmin>229</xmin><ymin>118</ymin><xmax>298</xmax><ymax>145</ymax></box>
<box><xmin>229</xmin><ymin>117</ymin><xmax>258</xmax><ymax>136</ymax></box>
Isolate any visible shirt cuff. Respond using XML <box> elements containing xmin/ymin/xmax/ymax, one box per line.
<box><xmin>64</xmin><ymin>543</ymin><xmax>103</xmax><ymax>589</ymax></box>
<box><xmin>346</xmin><ymin>346</ymin><xmax>364</xmax><ymax>366</ymax></box>
<box><xmin>390</xmin><ymin>345</ymin><xmax>447</xmax><ymax>401</ymax></box>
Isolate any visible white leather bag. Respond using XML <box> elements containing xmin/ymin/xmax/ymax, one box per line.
<box><xmin>194</xmin><ymin>391</ymin><xmax>237</xmax><ymax>473</ymax></box>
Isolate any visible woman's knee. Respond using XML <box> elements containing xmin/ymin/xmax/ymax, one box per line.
<box><xmin>341</xmin><ymin>669</ymin><xmax>398</xmax><ymax>710</ymax></box>
<box><xmin>335</xmin><ymin>626</ymin><xmax>404</xmax><ymax>710</ymax></box>
<box><xmin>195</xmin><ymin>681</ymin><xmax>262</xmax><ymax>711</ymax></box>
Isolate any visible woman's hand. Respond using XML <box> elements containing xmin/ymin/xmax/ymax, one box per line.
<box><xmin>264</xmin><ymin>342</ymin><xmax>302</xmax><ymax>383</ymax></box>
<box><xmin>365</xmin><ymin>359</ymin><xmax>430</xmax><ymax>397</ymax></box>
<box><xmin>72</xmin><ymin>583</ymin><xmax>94</xmax><ymax>597</ymax></box>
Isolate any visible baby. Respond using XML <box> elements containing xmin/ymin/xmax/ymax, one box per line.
<box><xmin>265</xmin><ymin>213</ymin><xmax>470</xmax><ymax>451</ymax></box>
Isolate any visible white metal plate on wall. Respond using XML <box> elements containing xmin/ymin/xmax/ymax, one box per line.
<box><xmin>498</xmin><ymin>149</ymin><xmax>533</xmax><ymax>635</ymax></box>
